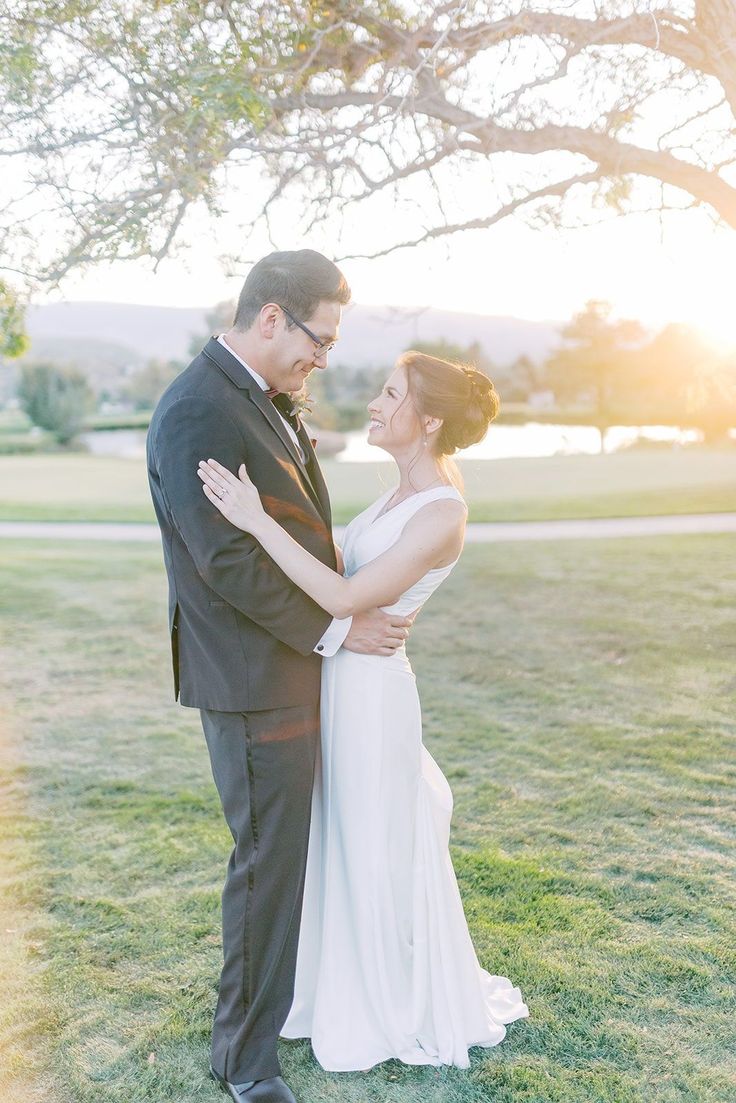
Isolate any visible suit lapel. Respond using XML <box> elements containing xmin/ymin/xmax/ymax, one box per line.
<box><xmin>202</xmin><ymin>338</ymin><xmax>330</xmax><ymax>525</ymax></box>
<box><xmin>299</xmin><ymin>429</ymin><xmax>332</xmax><ymax>523</ymax></box>
<box><xmin>247</xmin><ymin>388</ymin><xmax>330</xmax><ymax>520</ymax></box>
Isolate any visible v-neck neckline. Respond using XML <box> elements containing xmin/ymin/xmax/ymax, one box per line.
<box><xmin>369</xmin><ymin>484</ymin><xmax>457</xmax><ymax>526</ymax></box>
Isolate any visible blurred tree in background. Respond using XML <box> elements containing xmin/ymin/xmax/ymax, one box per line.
<box><xmin>545</xmin><ymin>300</ymin><xmax>645</xmax><ymax>451</ymax></box>
<box><xmin>123</xmin><ymin>359</ymin><xmax>182</xmax><ymax>411</ymax></box>
<box><xmin>687</xmin><ymin>354</ymin><xmax>736</xmax><ymax>443</ymax></box>
<box><xmin>18</xmin><ymin>363</ymin><xmax>94</xmax><ymax>445</ymax></box>
<box><xmin>187</xmin><ymin>302</ymin><xmax>237</xmax><ymax>360</ymax></box>
<box><xmin>633</xmin><ymin>325</ymin><xmax>736</xmax><ymax>443</ymax></box>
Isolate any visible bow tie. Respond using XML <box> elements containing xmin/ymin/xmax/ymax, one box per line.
<box><xmin>266</xmin><ymin>388</ymin><xmax>301</xmax><ymax>431</ymax></box>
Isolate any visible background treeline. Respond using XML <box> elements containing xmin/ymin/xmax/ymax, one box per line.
<box><xmin>2</xmin><ymin>300</ymin><xmax>735</xmax><ymax>451</ymax></box>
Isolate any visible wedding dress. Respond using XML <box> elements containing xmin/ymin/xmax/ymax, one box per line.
<box><xmin>281</xmin><ymin>485</ymin><xmax>529</xmax><ymax>1070</ymax></box>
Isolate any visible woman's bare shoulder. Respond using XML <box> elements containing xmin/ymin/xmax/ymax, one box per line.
<box><xmin>409</xmin><ymin>495</ymin><xmax>467</xmax><ymax>526</ymax></box>
<box><xmin>401</xmin><ymin>496</ymin><xmax>467</xmax><ymax>558</ymax></box>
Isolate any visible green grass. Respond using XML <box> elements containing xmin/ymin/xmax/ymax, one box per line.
<box><xmin>0</xmin><ymin>447</ymin><xmax>734</xmax><ymax>524</ymax></box>
<box><xmin>84</xmin><ymin>412</ymin><xmax>153</xmax><ymax>430</ymax></box>
<box><xmin>0</xmin><ymin>455</ymin><xmax>156</xmax><ymax>523</ymax></box>
<box><xmin>0</xmin><ymin>410</ymin><xmax>54</xmax><ymax>455</ymax></box>
<box><xmin>1</xmin><ymin>534</ymin><xmax>734</xmax><ymax>1102</ymax></box>
<box><xmin>0</xmin><ymin>409</ymin><xmax>32</xmax><ymax>432</ymax></box>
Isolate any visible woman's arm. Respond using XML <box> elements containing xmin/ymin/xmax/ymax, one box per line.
<box><xmin>198</xmin><ymin>458</ymin><xmax>465</xmax><ymax>619</ymax></box>
<box><xmin>334</xmin><ymin>542</ymin><xmax>345</xmax><ymax>575</ymax></box>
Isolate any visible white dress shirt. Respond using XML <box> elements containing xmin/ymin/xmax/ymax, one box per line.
<box><xmin>217</xmin><ymin>333</ymin><xmax>304</xmax><ymax>461</ymax></box>
<box><xmin>216</xmin><ymin>334</ymin><xmax>351</xmax><ymax>657</ymax></box>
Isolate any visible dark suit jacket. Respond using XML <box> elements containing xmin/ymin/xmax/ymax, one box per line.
<box><xmin>147</xmin><ymin>337</ymin><xmax>336</xmax><ymax>712</ymax></box>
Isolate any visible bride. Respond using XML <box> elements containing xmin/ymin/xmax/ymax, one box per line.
<box><xmin>197</xmin><ymin>349</ymin><xmax>529</xmax><ymax>1072</ymax></box>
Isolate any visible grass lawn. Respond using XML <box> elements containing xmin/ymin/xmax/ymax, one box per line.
<box><xmin>0</xmin><ymin>446</ymin><xmax>734</xmax><ymax>524</ymax></box>
<box><xmin>0</xmin><ymin>534</ymin><xmax>734</xmax><ymax>1102</ymax></box>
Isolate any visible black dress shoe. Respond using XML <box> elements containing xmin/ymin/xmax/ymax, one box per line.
<box><xmin>210</xmin><ymin>1066</ymin><xmax>297</xmax><ymax>1103</ymax></box>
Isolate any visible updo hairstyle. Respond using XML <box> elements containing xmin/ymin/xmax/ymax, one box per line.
<box><xmin>399</xmin><ymin>350</ymin><xmax>500</xmax><ymax>457</ymax></box>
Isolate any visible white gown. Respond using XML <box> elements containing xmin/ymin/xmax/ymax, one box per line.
<box><xmin>281</xmin><ymin>485</ymin><xmax>529</xmax><ymax>1071</ymax></box>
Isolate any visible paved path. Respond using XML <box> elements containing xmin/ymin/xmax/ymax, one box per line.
<box><xmin>1</xmin><ymin>513</ymin><xmax>735</xmax><ymax>543</ymax></box>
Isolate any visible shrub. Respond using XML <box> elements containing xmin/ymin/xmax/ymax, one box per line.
<box><xmin>17</xmin><ymin>363</ymin><xmax>94</xmax><ymax>445</ymax></box>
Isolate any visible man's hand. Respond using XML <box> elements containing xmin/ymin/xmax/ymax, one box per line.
<box><xmin>343</xmin><ymin>608</ymin><xmax>416</xmax><ymax>656</ymax></box>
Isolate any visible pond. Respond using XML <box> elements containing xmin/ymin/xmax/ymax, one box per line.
<box><xmin>81</xmin><ymin>422</ymin><xmax>701</xmax><ymax>462</ymax></box>
<box><xmin>338</xmin><ymin>422</ymin><xmax>700</xmax><ymax>461</ymax></box>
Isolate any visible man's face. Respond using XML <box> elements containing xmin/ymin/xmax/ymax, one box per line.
<box><xmin>265</xmin><ymin>300</ymin><xmax>342</xmax><ymax>393</ymax></box>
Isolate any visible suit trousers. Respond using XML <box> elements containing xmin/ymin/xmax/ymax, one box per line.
<box><xmin>200</xmin><ymin>703</ymin><xmax>320</xmax><ymax>1082</ymax></box>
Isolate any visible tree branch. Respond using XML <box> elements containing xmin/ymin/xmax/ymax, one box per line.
<box><xmin>276</xmin><ymin>90</ymin><xmax>736</xmax><ymax>228</ymax></box>
<box><xmin>338</xmin><ymin>170</ymin><xmax>603</xmax><ymax>260</ymax></box>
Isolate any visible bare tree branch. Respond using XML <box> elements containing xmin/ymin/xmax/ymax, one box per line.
<box><xmin>339</xmin><ymin>170</ymin><xmax>604</xmax><ymax>260</ymax></box>
<box><xmin>1</xmin><ymin>0</ymin><xmax>734</xmax><ymax>291</ymax></box>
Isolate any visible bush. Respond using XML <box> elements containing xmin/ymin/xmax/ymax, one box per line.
<box><xmin>0</xmin><ymin>434</ymin><xmax>49</xmax><ymax>455</ymax></box>
<box><xmin>123</xmin><ymin>358</ymin><xmax>182</xmax><ymax>410</ymax></box>
<box><xmin>18</xmin><ymin>362</ymin><xmax>94</xmax><ymax>445</ymax></box>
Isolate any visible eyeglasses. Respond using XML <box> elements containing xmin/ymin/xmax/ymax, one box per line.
<box><xmin>279</xmin><ymin>304</ymin><xmax>337</xmax><ymax>355</ymax></box>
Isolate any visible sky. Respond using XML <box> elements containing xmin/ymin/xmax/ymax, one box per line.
<box><xmin>53</xmin><ymin>201</ymin><xmax>736</xmax><ymax>350</ymax></box>
<box><xmin>8</xmin><ymin>0</ymin><xmax>733</xmax><ymax>350</ymax></box>
<box><xmin>11</xmin><ymin>117</ymin><xmax>734</xmax><ymax>351</ymax></box>
<box><xmin>8</xmin><ymin>0</ymin><xmax>734</xmax><ymax>352</ymax></box>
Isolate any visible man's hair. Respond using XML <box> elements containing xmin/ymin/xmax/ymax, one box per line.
<box><xmin>233</xmin><ymin>249</ymin><xmax>351</xmax><ymax>330</ymax></box>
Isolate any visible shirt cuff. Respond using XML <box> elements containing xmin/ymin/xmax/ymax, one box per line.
<box><xmin>314</xmin><ymin>616</ymin><xmax>352</xmax><ymax>657</ymax></box>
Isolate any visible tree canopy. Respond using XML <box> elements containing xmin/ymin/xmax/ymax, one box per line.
<box><xmin>2</xmin><ymin>1</ymin><xmax>734</xmax><ymax>303</ymax></box>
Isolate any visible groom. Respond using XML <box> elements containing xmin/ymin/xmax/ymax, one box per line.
<box><xmin>147</xmin><ymin>250</ymin><xmax>413</xmax><ymax>1102</ymax></box>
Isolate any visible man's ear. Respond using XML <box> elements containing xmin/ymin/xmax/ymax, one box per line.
<box><xmin>259</xmin><ymin>304</ymin><xmax>280</xmax><ymax>340</ymax></box>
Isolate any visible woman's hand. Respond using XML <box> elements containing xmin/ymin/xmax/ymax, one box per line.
<box><xmin>197</xmin><ymin>457</ymin><xmax>266</xmax><ymax>533</ymax></box>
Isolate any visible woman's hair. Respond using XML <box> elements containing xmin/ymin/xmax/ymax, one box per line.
<box><xmin>399</xmin><ymin>348</ymin><xmax>499</xmax><ymax>455</ymax></box>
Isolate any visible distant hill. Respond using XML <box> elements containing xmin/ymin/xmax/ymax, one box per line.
<box><xmin>25</xmin><ymin>300</ymin><xmax>562</xmax><ymax>370</ymax></box>
<box><xmin>26</xmin><ymin>302</ymin><xmax>206</xmax><ymax>364</ymax></box>
<box><xmin>338</xmin><ymin>304</ymin><xmax>560</xmax><ymax>368</ymax></box>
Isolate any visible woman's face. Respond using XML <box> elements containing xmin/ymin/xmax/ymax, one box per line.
<box><xmin>366</xmin><ymin>365</ymin><xmax>422</xmax><ymax>452</ymax></box>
